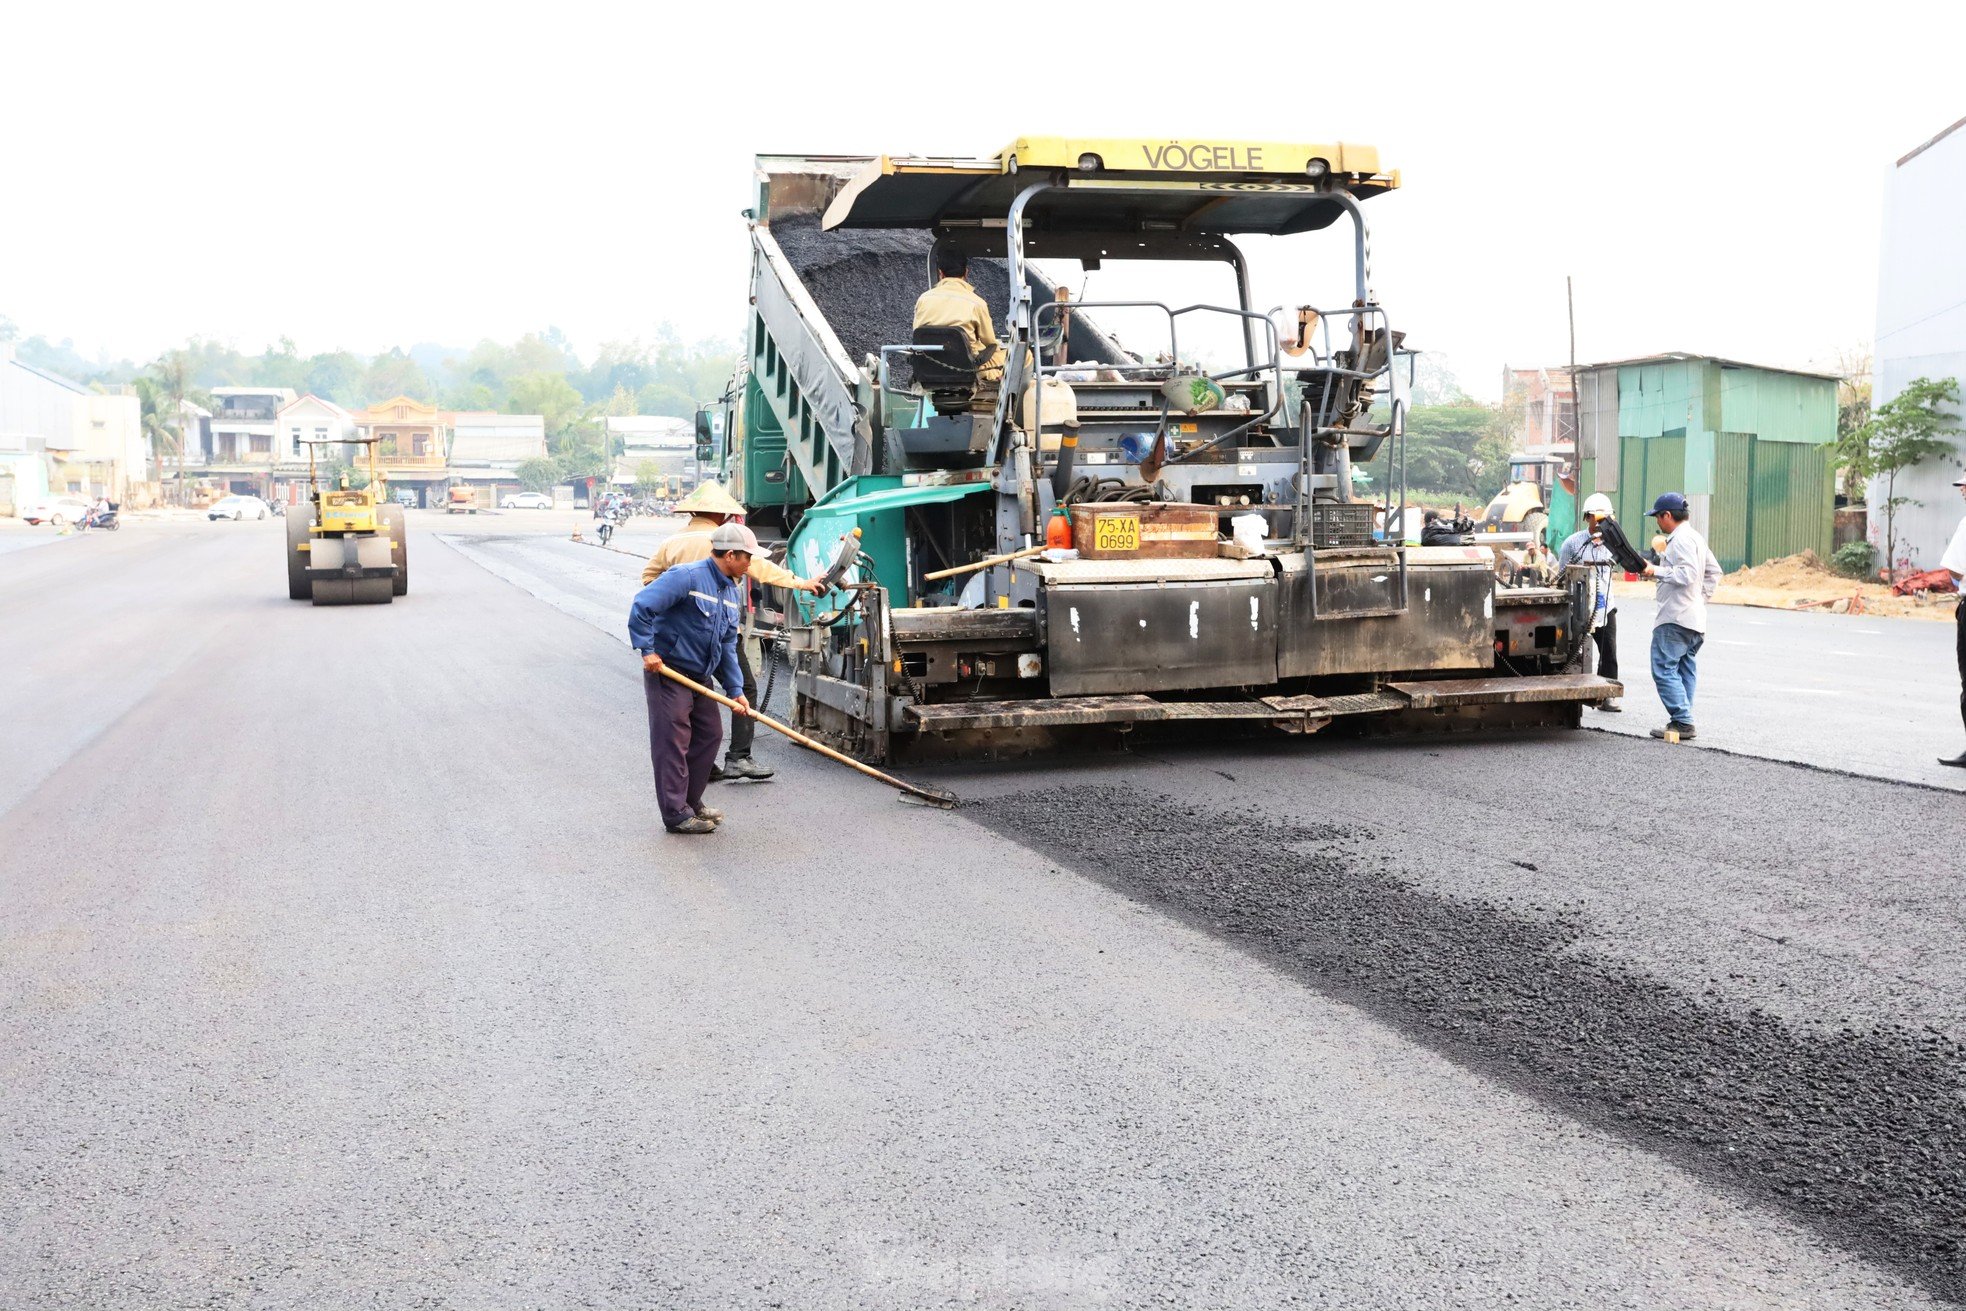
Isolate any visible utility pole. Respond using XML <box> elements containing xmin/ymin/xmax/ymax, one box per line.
<box><xmin>1567</xmin><ymin>275</ymin><xmax>1582</xmax><ymax>463</ymax></box>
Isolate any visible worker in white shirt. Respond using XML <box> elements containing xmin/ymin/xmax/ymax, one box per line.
<box><xmin>1640</xmin><ymin>492</ymin><xmax>1723</xmax><ymax>741</ymax></box>
<box><xmin>1939</xmin><ymin>473</ymin><xmax>1966</xmax><ymax>769</ymax></box>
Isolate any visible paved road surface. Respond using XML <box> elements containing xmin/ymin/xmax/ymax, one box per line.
<box><xmin>2</xmin><ymin>515</ymin><xmax>1960</xmax><ymax>1308</ymax></box>
<box><xmin>1595</xmin><ymin>590</ymin><xmax>1962</xmax><ymax>791</ymax></box>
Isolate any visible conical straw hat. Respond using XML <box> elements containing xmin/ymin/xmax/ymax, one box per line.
<box><xmin>675</xmin><ymin>481</ymin><xmax>744</xmax><ymax>516</ymax></box>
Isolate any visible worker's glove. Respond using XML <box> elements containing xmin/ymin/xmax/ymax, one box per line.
<box><xmin>731</xmin><ymin>695</ymin><xmax>752</xmax><ymax>716</ymax></box>
<box><xmin>796</xmin><ymin>577</ymin><xmax>825</xmax><ymax>594</ymax></box>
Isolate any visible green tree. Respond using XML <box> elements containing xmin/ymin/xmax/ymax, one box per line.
<box><xmin>304</xmin><ymin>351</ymin><xmax>367</xmax><ymax>405</ymax></box>
<box><xmin>633</xmin><ymin>458</ymin><xmax>664</xmax><ymax>491</ymax></box>
<box><xmin>137</xmin><ymin>350</ymin><xmax>206</xmax><ymax>502</ymax></box>
<box><xmin>1830</xmin><ymin>345</ymin><xmax>1874</xmax><ymax>502</ymax></box>
<box><xmin>636</xmin><ymin>381</ymin><xmax>696</xmax><ymax>419</ymax></box>
<box><xmin>1845</xmin><ymin>375</ymin><xmax>1962</xmax><ymax>578</ymax></box>
<box><xmin>508</xmin><ymin>371</ymin><xmax>584</xmax><ymax>437</ymax></box>
<box><xmin>1399</xmin><ymin>403</ymin><xmax>1493</xmax><ymax>495</ymax></box>
<box><xmin>362</xmin><ymin>347</ymin><xmax>432</xmax><ymax>403</ymax></box>
<box><xmin>253</xmin><ymin>337</ymin><xmax>308</xmax><ymax>392</ymax></box>
<box><xmin>516</xmin><ymin>457</ymin><xmax>561</xmax><ymax>494</ymax></box>
<box><xmin>554</xmin><ymin>445</ymin><xmax>608</xmax><ymax>484</ymax></box>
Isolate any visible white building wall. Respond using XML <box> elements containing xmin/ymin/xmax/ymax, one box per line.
<box><xmin>73</xmin><ymin>392</ymin><xmax>145</xmax><ymax>495</ymax></box>
<box><xmin>1871</xmin><ymin>119</ymin><xmax>1966</xmax><ymax>568</ymax></box>
<box><xmin>0</xmin><ymin>349</ymin><xmax>82</xmax><ymax>452</ymax></box>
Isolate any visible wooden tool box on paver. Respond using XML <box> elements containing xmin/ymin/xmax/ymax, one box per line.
<box><xmin>1070</xmin><ymin>503</ymin><xmax>1220</xmax><ymax>560</ymax></box>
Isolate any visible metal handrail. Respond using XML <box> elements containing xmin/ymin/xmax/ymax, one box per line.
<box><xmin>1026</xmin><ymin>297</ymin><xmax>1286</xmax><ymax>466</ymax></box>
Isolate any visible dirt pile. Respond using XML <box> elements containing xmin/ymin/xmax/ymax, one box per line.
<box><xmin>1717</xmin><ymin>550</ymin><xmax>1956</xmax><ymax>621</ymax></box>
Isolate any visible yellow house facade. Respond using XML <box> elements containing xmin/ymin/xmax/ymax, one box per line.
<box><xmin>358</xmin><ymin>396</ymin><xmax>450</xmax><ymax>505</ymax></box>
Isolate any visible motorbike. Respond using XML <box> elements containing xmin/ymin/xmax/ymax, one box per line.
<box><xmin>82</xmin><ymin>504</ymin><xmax>120</xmax><ymax>532</ymax></box>
<box><xmin>593</xmin><ymin>502</ymin><xmax>630</xmax><ymax>547</ymax></box>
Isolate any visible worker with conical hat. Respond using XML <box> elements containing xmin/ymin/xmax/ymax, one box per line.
<box><xmin>641</xmin><ymin>481</ymin><xmax>822</xmax><ymax>782</ymax></box>
<box><xmin>1555</xmin><ymin>492</ymin><xmax>1623</xmax><ymax>712</ymax></box>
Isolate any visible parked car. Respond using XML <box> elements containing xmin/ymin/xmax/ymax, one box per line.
<box><xmin>19</xmin><ymin>496</ymin><xmax>94</xmax><ymax>526</ymax></box>
<box><xmin>394</xmin><ymin>490</ymin><xmax>418</xmax><ymax>509</ymax></box>
<box><xmin>501</xmin><ymin>491</ymin><xmax>553</xmax><ymax>510</ymax></box>
<box><xmin>207</xmin><ymin>495</ymin><xmax>271</xmax><ymax>522</ymax></box>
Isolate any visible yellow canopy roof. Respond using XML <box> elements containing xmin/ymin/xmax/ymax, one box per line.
<box><xmin>821</xmin><ymin>136</ymin><xmax>1398</xmax><ymax>237</ymax></box>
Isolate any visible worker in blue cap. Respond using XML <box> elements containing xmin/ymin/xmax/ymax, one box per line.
<box><xmin>629</xmin><ymin>521</ymin><xmax>757</xmax><ymax>834</ymax></box>
<box><xmin>1640</xmin><ymin>492</ymin><xmax>1722</xmax><ymax>740</ymax></box>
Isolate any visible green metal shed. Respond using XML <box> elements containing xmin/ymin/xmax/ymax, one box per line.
<box><xmin>1574</xmin><ymin>354</ymin><xmax>1838</xmax><ymax>571</ymax></box>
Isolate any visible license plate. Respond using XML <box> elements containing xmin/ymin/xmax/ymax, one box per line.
<box><xmin>1094</xmin><ymin>515</ymin><xmax>1141</xmax><ymax>553</ymax></box>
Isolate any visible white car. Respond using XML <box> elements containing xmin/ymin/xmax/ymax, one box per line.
<box><xmin>501</xmin><ymin>492</ymin><xmax>554</xmax><ymax>510</ymax></box>
<box><xmin>208</xmin><ymin>495</ymin><xmax>271</xmax><ymax>521</ymax></box>
<box><xmin>20</xmin><ymin>496</ymin><xmax>94</xmax><ymax>526</ymax></box>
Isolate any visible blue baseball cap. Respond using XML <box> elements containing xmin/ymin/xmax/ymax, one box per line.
<box><xmin>1647</xmin><ymin>492</ymin><xmax>1689</xmax><ymax>518</ymax></box>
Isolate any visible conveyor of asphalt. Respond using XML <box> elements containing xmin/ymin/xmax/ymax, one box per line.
<box><xmin>3</xmin><ymin>520</ymin><xmax>1954</xmax><ymax>1307</ymax></box>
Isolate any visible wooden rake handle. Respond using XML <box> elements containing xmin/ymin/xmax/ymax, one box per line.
<box><xmin>654</xmin><ymin>663</ymin><xmax>945</xmax><ymax>802</ymax></box>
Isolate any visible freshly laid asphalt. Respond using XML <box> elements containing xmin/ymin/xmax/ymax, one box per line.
<box><xmin>2</xmin><ymin>512</ymin><xmax>1961</xmax><ymax>1308</ymax></box>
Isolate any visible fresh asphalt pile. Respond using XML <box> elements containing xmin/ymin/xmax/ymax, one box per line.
<box><xmin>769</xmin><ymin>213</ymin><xmax>1123</xmax><ymax>387</ymax></box>
<box><xmin>970</xmin><ymin>779</ymin><xmax>1966</xmax><ymax>1304</ymax></box>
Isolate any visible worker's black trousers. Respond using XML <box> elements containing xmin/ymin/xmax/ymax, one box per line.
<box><xmin>727</xmin><ymin>639</ymin><xmax>758</xmax><ymax>759</ymax></box>
<box><xmin>1956</xmin><ymin>598</ymin><xmax>1965</xmax><ymax>733</ymax></box>
<box><xmin>1592</xmin><ymin>607</ymin><xmax>1619</xmax><ymax>683</ymax></box>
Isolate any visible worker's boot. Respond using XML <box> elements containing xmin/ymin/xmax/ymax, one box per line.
<box><xmin>693</xmin><ymin>804</ymin><xmax>725</xmax><ymax>825</ymax></box>
<box><xmin>1939</xmin><ymin>750</ymin><xmax>1966</xmax><ymax>769</ymax></box>
<box><xmin>1592</xmin><ymin>698</ymin><xmax>1623</xmax><ymax>713</ymax></box>
<box><xmin>667</xmin><ymin>816</ymin><xmax>717</xmax><ymax>835</ymax></box>
<box><xmin>1649</xmin><ymin>722</ymin><xmax>1696</xmax><ymax>741</ymax></box>
<box><xmin>722</xmin><ymin>754</ymin><xmax>776</xmax><ymax>781</ymax></box>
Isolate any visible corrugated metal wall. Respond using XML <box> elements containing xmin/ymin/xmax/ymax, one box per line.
<box><xmin>1616</xmin><ymin>433</ymin><xmax>1687</xmax><ymax>530</ymax></box>
<box><xmin>1717</xmin><ymin>367</ymin><xmax>1838</xmax><ymax>444</ymax></box>
<box><xmin>1589</xmin><ymin>360</ymin><xmax>1836</xmax><ymax>571</ymax></box>
<box><xmin>1711</xmin><ymin>434</ymin><xmax>1752</xmax><ymax>568</ymax></box>
<box><xmin>1748</xmin><ymin>440</ymin><xmax>1834</xmax><ymax>563</ymax></box>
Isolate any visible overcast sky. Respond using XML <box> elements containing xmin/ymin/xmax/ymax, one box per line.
<box><xmin>4</xmin><ymin>1</ymin><xmax>1962</xmax><ymax>399</ymax></box>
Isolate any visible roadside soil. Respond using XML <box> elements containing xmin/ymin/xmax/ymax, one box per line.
<box><xmin>1709</xmin><ymin>550</ymin><xmax>1957</xmax><ymax>621</ymax></box>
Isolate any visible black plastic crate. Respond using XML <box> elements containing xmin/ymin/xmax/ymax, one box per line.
<box><xmin>1308</xmin><ymin>502</ymin><xmax>1375</xmax><ymax>549</ymax></box>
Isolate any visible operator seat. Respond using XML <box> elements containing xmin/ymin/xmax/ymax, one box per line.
<box><xmin>910</xmin><ymin>325</ymin><xmax>982</xmax><ymax>416</ymax></box>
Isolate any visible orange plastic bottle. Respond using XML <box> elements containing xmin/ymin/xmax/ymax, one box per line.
<box><xmin>1045</xmin><ymin>506</ymin><xmax>1073</xmax><ymax>551</ymax></box>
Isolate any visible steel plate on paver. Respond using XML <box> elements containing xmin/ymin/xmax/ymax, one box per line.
<box><xmin>907</xmin><ymin>695</ymin><xmax>1171</xmax><ymax>730</ymax></box>
<box><xmin>1022</xmin><ymin>557</ymin><xmax>1273</xmax><ymax>584</ymax></box>
<box><xmin>1387</xmin><ymin>675</ymin><xmax>1622</xmax><ymax>707</ymax></box>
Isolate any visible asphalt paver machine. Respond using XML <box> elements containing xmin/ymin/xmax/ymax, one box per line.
<box><xmin>286</xmin><ymin>435</ymin><xmax>408</xmax><ymax>605</ymax></box>
<box><xmin>703</xmin><ymin>137</ymin><xmax>1617</xmax><ymax>761</ymax></box>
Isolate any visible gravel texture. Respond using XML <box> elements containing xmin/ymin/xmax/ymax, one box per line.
<box><xmin>769</xmin><ymin>212</ymin><xmax>1123</xmax><ymax>386</ymax></box>
<box><xmin>966</xmin><ymin>778</ymin><xmax>1966</xmax><ymax>1303</ymax></box>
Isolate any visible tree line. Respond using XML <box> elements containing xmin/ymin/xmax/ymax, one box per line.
<box><xmin>0</xmin><ymin>316</ymin><xmax>739</xmax><ymax>486</ymax></box>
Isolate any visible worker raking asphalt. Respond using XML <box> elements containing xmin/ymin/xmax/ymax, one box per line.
<box><xmin>967</xmin><ymin>778</ymin><xmax>1966</xmax><ymax>1303</ymax></box>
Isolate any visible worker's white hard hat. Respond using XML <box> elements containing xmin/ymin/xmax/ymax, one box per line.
<box><xmin>1582</xmin><ymin>493</ymin><xmax>1615</xmax><ymax>518</ymax></box>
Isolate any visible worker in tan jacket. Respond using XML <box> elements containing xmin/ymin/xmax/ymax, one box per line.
<box><xmin>643</xmin><ymin>481</ymin><xmax>822</xmax><ymax>781</ymax></box>
<box><xmin>913</xmin><ymin>248</ymin><xmax>1005</xmax><ymax>398</ymax></box>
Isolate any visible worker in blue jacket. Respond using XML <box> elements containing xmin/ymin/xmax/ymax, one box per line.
<box><xmin>628</xmin><ymin>522</ymin><xmax>756</xmax><ymax>834</ymax></box>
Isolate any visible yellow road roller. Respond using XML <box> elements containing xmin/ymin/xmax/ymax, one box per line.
<box><xmin>286</xmin><ymin>435</ymin><xmax>407</xmax><ymax>605</ymax></box>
